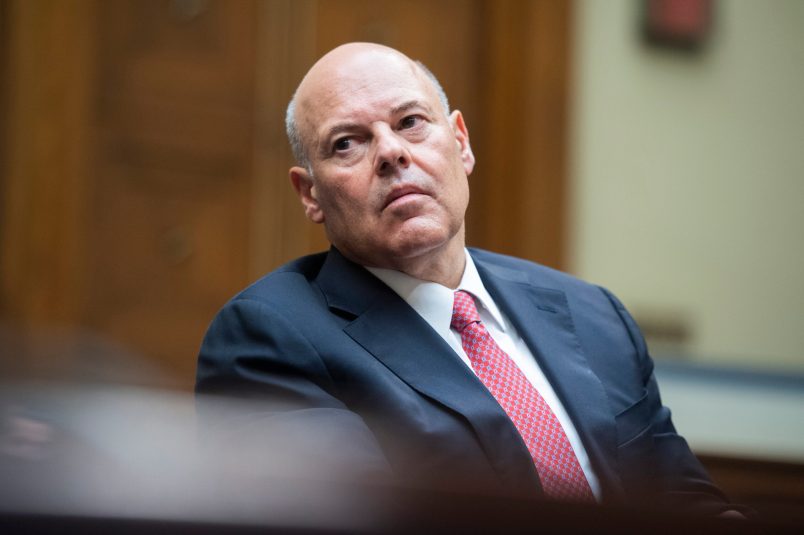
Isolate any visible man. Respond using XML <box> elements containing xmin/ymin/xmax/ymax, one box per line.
<box><xmin>197</xmin><ymin>42</ymin><xmax>735</xmax><ymax>513</ymax></box>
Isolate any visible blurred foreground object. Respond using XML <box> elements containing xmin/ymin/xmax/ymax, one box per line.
<box><xmin>0</xmin><ymin>382</ymin><xmax>386</xmax><ymax>532</ymax></box>
<box><xmin>0</xmin><ymin>382</ymin><xmax>795</xmax><ymax>534</ymax></box>
<box><xmin>0</xmin><ymin>327</ymin><xmax>798</xmax><ymax>534</ymax></box>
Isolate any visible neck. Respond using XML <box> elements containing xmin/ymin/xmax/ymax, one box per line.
<box><xmin>337</xmin><ymin>227</ymin><xmax>468</xmax><ymax>288</ymax></box>
<box><xmin>390</xmin><ymin>231</ymin><xmax>466</xmax><ymax>289</ymax></box>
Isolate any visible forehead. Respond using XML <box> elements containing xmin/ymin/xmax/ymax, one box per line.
<box><xmin>296</xmin><ymin>51</ymin><xmax>441</xmax><ymax>134</ymax></box>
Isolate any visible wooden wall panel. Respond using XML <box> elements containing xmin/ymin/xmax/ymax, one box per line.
<box><xmin>472</xmin><ymin>0</ymin><xmax>572</xmax><ymax>269</ymax></box>
<box><xmin>0</xmin><ymin>0</ymin><xmax>95</xmax><ymax>325</ymax></box>
<box><xmin>0</xmin><ymin>0</ymin><xmax>7</xmax><ymax>251</ymax></box>
<box><xmin>249</xmin><ymin>0</ymin><xmax>320</xmax><ymax>277</ymax></box>
<box><xmin>85</xmin><ymin>0</ymin><xmax>257</xmax><ymax>384</ymax></box>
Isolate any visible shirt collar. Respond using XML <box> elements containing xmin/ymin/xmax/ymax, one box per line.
<box><xmin>458</xmin><ymin>250</ymin><xmax>507</xmax><ymax>331</ymax></box>
<box><xmin>365</xmin><ymin>249</ymin><xmax>507</xmax><ymax>336</ymax></box>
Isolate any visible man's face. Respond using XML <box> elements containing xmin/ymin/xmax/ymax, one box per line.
<box><xmin>290</xmin><ymin>46</ymin><xmax>475</xmax><ymax>271</ymax></box>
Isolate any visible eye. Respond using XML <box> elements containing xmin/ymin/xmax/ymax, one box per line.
<box><xmin>399</xmin><ymin>115</ymin><xmax>423</xmax><ymax>129</ymax></box>
<box><xmin>333</xmin><ymin>137</ymin><xmax>352</xmax><ymax>152</ymax></box>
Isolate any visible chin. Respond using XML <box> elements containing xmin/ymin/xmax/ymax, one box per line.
<box><xmin>387</xmin><ymin>227</ymin><xmax>455</xmax><ymax>261</ymax></box>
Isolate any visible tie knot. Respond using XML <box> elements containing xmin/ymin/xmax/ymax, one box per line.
<box><xmin>451</xmin><ymin>290</ymin><xmax>481</xmax><ymax>333</ymax></box>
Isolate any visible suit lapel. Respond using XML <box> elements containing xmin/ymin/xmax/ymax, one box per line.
<box><xmin>472</xmin><ymin>251</ymin><xmax>626</xmax><ymax>502</ymax></box>
<box><xmin>315</xmin><ymin>248</ymin><xmax>542</xmax><ymax>494</ymax></box>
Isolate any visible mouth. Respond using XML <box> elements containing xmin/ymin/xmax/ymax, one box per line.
<box><xmin>383</xmin><ymin>185</ymin><xmax>429</xmax><ymax>210</ymax></box>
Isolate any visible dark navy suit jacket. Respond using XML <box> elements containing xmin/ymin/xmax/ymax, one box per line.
<box><xmin>196</xmin><ymin>247</ymin><xmax>731</xmax><ymax>512</ymax></box>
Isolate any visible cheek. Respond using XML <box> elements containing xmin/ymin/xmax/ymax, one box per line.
<box><xmin>419</xmin><ymin>136</ymin><xmax>464</xmax><ymax>175</ymax></box>
<box><xmin>318</xmin><ymin>175</ymin><xmax>373</xmax><ymax>218</ymax></box>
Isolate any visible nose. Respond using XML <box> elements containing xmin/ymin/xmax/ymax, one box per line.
<box><xmin>373</xmin><ymin>126</ymin><xmax>411</xmax><ymax>177</ymax></box>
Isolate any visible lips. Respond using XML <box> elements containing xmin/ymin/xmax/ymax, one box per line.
<box><xmin>383</xmin><ymin>184</ymin><xmax>429</xmax><ymax>210</ymax></box>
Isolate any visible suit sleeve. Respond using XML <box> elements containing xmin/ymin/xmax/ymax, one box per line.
<box><xmin>195</xmin><ymin>297</ymin><xmax>392</xmax><ymax>483</ymax></box>
<box><xmin>598</xmin><ymin>287</ymin><xmax>746</xmax><ymax>515</ymax></box>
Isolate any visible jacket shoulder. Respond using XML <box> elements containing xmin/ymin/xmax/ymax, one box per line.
<box><xmin>468</xmin><ymin>247</ymin><xmax>600</xmax><ymax>294</ymax></box>
<box><xmin>230</xmin><ymin>250</ymin><xmax>329</xmax><ymax>305</ymax></box>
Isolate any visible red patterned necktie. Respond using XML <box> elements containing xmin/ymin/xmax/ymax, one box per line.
<box><xmin>451</xmin><ymin>290</ymin><xmax>595</xmax><ymax>503</ymax></box>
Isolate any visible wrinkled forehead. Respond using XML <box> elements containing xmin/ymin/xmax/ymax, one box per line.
<box><xmin>294</xmin><ymin>49</ymin><xmax>440</xmax><ymax>135</ymax></box>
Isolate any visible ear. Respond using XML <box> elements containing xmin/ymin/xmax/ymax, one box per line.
<box><xmin>449</xmin><ymin>110</ymin><xmax>475</xmax><ymax>176</ymax></box>
<box><xmin>289</xmin><ymin>166</ymin><xmax>325</xmax><ymax>224</ymax></box>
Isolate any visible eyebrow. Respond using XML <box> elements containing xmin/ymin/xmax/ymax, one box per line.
<box><xmin>391</xmin><ymin>99</ymin><xmax>431</xmax><ymax>116</ymax></box>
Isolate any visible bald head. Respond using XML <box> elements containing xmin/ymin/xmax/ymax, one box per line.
<box><xmin>285</xmin><ymin>43</ymin><xmax>450</xmax><ymax>169</ymax></box>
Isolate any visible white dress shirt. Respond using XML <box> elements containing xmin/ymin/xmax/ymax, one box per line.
<box><xmin>367</xmin><ymin>249</ymin><xmax>602</xmax><ymax>501</ymax></box>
